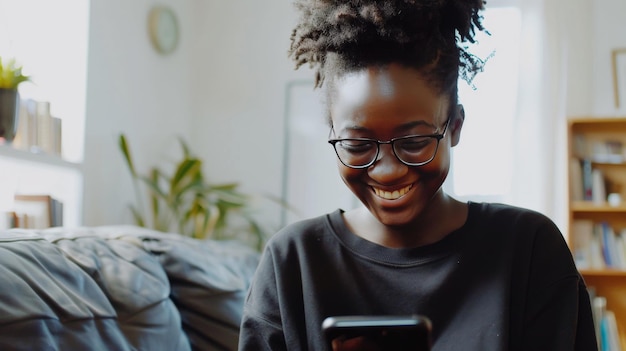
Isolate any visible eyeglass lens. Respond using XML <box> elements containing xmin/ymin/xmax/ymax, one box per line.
<box><xmin>334</xmin><ymin>136</ymin><xmax>439</xmax><ymax>167</ymax></box>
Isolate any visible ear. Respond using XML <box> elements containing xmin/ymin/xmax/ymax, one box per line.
<box><xmin>450</xmin><ymin>104</ymin><xmax>464</xmax><ymax>147</ymax></box>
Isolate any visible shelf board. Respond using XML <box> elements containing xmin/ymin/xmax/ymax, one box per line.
<box><xmin>571</xmin><ymin>201</ymin><xmax>626</xmax><ymax>212</ymax></box>
<box><xmin>0</xmin><ymin>144</ymin><xmax>81</xmax><ymax>171</ymax></box>
<box><xmin>571</xmin><ymin>155</ymin><xmax>626</xmax><ymax>165</ymax></box>
<box><xmin>579</xmin><ymin>269</ymin><xmax>626</xmax><ymax>277</ymax></box>
<box><xmin>591</xmin><ymin>160</ymin><xmax>626</xmax><ymax>166</ymax></box>
<box><xmin>569</xmin><ymin>117</ymin><xmax>626</xmax><ymax>131</ymax></box>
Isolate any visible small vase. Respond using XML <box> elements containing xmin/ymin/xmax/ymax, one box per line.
<box><xmin>0</xmin><ymin>88</ymin><xmax>20</xmax><ymax>144</ymax></box>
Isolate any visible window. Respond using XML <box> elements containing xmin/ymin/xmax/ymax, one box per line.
<box><xmin>446</xmin><ymin>5</ymin><xmax>522</xmax><ymax>202</ymax></box>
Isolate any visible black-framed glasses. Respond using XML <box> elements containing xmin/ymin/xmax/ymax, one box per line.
<box><xmin>328</xmin><ymin>119</ymin><xmax>449</xmax><ymax>169</ymax></box>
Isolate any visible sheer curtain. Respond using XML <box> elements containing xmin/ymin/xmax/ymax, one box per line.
<box><xmin>509</xmin><ymin>0</ymin><xmax>590</xmax><ymax>234</ymax></box>
<box><xmin>508</xmin><ymin>0</ymin><xmax>568</xmax><ymax>227</ymax></box>
<box><xmin>449</xmin><ymin>0</ymin><xmax>590</xmax><ymax>234</ymax></box>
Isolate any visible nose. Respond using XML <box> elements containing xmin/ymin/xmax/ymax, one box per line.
<box><xmin>368</xmin><ymin>144</ymin><xmax>409</xmax><ymax>182</ymax></box>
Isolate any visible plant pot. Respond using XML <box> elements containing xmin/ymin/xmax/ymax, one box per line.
<box><xmin>0</xmin><ymin>88</ymin><xmax>20</xmax><ymax>143</ymax></box>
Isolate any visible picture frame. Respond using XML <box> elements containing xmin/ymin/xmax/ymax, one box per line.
<box><xmin>611</xmin><ymin>48</ymin><xmax>626</xmax><ymax>109</ymax></box>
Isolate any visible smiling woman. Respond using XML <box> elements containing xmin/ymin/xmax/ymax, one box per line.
<box><xmin>239</xmin><ymin>1</ymin><xmax>598</xmax><ymax>350</ymax></box>
<box><xmin>327</xmin><ymin>64</ymin><xmax>461</xmax><ymax>244</ymax></box>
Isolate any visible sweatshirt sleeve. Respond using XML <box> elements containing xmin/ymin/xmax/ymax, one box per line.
<box><xmin>517</xmin><ymin>220</ymin><xmax>598</xmax><ymax>351</ymax></box>
<box><xmin>238</xmin><ymin>247</ymin><xmax>288</xmax><ymax>351</ymax></box>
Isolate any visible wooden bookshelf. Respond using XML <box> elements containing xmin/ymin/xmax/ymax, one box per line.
<box><xmin>567</xmin><ymin>117</ymin><xmax>626</xmax><ymax>349</ymax></box>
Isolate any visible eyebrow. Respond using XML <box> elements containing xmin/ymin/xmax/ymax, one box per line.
<box><xmin>339</xmin><ymin>120</ymin><xmax>437</xmax><ymax>134</ymax></box>
<box><xmin>394</xmin><ymin>120</ymin><xmax>437</xmax><ymax>132</ymax></box>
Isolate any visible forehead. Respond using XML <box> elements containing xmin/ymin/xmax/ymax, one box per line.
<box><xmin>328</xmin><ymin>64</ymin><xmax>449</xmax><ymax>134</ymax></box>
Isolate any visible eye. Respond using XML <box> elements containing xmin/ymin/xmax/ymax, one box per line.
<box><xmin>337</xmin><ymin>140</ymin><xmax>375</xmax><ymax>154</ymax></box>
<box><xmin>396</xmin><ymin>137</ymin><xmax>432</xmax><ymax>153</ymax></box>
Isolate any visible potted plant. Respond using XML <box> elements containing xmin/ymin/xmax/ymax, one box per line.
<box><xmin>0</xmin><ymin>57</ymin><xmax>30</xmax><ymax>143</ymax></box>
<box><xmin>119</xmin><ymin>133</ymin><xmax>274</xmax><ymax>251</ymax></box>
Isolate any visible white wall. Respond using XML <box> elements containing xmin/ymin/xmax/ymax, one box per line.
<box><xmin>563</xmin><ymin>0</ymin><xmax>593</xmax><ymax>117</ymax></box>
<box><xmin>83</xmin><ymin>0</ymin><xmax>197</xmax><ymax>225</ymax></box>
<box><xmin>591</xmin><ymin>0</ymin><xmax>626</xmax><ymax>116</ymax></box>
<box><xmin>83</xmin><ymin>0</ymin><xmax>311</xmax><ymax>227</ymax></box>
<box><xmin>186</xmin><ymin>1</ymin><xmax>312</xmax><ymax>227</ymax></box>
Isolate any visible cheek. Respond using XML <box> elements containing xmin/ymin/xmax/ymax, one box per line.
<box><xmin>428</xmin><ymin>147</ymin><xmax>451</xmax><ymax>177</ymax></box>
<box><xmin>417</xmin><ymin>146</ymin><xmax>451</xmax><ymax>179</ymax></box>
<box><xmin>336</xmin><ymin>162</ymin><xmax>364</xmax><ymax>186</ymax></box>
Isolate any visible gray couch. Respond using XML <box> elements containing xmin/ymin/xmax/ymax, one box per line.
<box><xmin>0</xmin><ymin>225</ymin><xmax>260</xmax><ymax>351</ymax></box>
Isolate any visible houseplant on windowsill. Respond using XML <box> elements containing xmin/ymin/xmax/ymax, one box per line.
<box><xmin>119</xmin><ymin>134</ymin><xmax>275</xmax><ymax>251</ymax></box>
<box><xmin>0</xmin><ymin>57</ymin><xmax>30</xmax><ymax>144</ymax></box>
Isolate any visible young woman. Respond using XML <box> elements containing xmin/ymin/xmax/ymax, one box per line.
<box><xmin>239</xmin><ymin>1</ymin><xmax>597</xmax><ymax>350</ymax></box>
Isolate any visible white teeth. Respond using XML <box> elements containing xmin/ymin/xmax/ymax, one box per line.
<box><xmin>373</xmin><ymin>184</ymin><xmax>412</xmax><ymax>200</ymax></box>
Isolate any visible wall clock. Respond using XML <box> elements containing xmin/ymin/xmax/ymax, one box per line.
<box><xmin>148</xmin><ymin>5</ymin><xmax>179</xmax><ymax>55</ymax></box>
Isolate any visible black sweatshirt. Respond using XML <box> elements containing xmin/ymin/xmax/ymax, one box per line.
<box><xmin>239</xmin><ymin>202</ymin><xmax>597</xmax><ymax>351</ymax></box>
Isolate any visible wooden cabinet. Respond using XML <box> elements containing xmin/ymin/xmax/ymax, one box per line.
<box><xmin>567</xmin><ymin>117</ymin><xmax>626</xmax><ymax>348</ymax></box>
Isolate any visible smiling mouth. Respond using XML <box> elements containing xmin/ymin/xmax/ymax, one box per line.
<box><xmin>372</xmin><ymin>184</ymin><xmax>413</xmax><ymax>200</ymax></box>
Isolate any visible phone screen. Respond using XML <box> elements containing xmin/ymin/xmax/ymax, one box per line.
<box><xmin>322</xmin><ymin>315</ymin><xmax>432</xmax><ymax>351</ymax></box>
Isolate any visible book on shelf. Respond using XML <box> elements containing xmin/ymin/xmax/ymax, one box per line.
<box><xmin>592</xmin><ymin>169</ymin><xmax>607</xmax><ymax>204</ymax></box>
<box><xmin>570</xmin><ymin>158</ymin><xmax>584</xmax><ymax>202</ymax></box>
<box><xmin>574</xmin><ymin>134</ymin><xmax>588</xmax><ymax>159</ymax></box>
<box><xmin>591</xmin><ymin>225</ymin><xmax>607</xmax><ymax>270</ymax></box>
<box><xmin>614</xmin><ymin>233</ymin><xmax>626</xmax><ymax>270</ymax></box>
<box><xmin>574</xmin><ymin>134</ymin><xmax>626</xmax><ymax>164</ymax></box>
<box><xmin>572</xmin><ymin>220</ymin><xmax>626</xmax><ymax>270</ymax></box>
<box><xmin>592</xmin><ymin>294</ymin><xmax>605</xmax><ymax>350</ymax></box>
<box><xmin>12</xmin><ymin>194</ymin><xmax>63</xmax><ymax>229</ymax></box>
<box><xmin>592</xmin><ymin>139</ymin><xmax>625</xmax><ymax>164</ymax></box>
<box><xmin>0</xmin><ymin>212</ymin><xmax>18</xmax><ymax>230</ymax></box>
<box><xmin>600</xmin><ymin>223</ymin><xmax>617</xmax><ymax>269</ymax></box>
<box><xmin>591</xmin><ymin>294</ymin><xmax>624</xmax><ymax>351</ymax></box>
<box><xmin>571</xmin><ymin>159</ymin><xmax>617</xmax><ymax>205</ymax></box>
<box><xmin>581</xmin><ymin>159</ymin><xmax>594</xmax><ymax>201</ymax></box>
<box><xmin>572</xmin><ymin>219</ymin><xmax>594</xmax><ymax>269</ymax></box>
<box><xmin>601</xmin><ymin>311</ymin><xmax>623</xmax><ymax>351</ymax></box>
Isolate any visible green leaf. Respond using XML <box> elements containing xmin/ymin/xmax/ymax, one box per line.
<box><xmin>172</xmin><ymin>177</ymin><xmax>205</xmax><ymax>199</ymax></box>
<box><xmin>248</xmin><ymin>218</ymin><xmax>266</xmax><ymax>252</ymax></box>
<box><xmin>180</xmin><ymin>199</ymin><xmax>218</xmax><ymax>239</ymax></box>
<box><xmin>212</xmin><ymin>189</ymin><xmax>248</xmax><ymax>206</ymax></box>
<box><xmin>118</xmin><ymin>134</ymin><xmax>137</xmax><ymax>177</ymax></box>
<box><xmin>209</xmin><ymin>182</ymin><xmax>240</xmax><ymax>191</ymax></box>
<box><xmin>148</xmin><ymin>168</ymin><xmax>161</xmax><ymax>227</ymax></box>
<box><xmin>117</xmin><ymin>133</ymin><xmax>286</xmax><ymax>251</ymax></box>
<box><xmin>170</xmin><ymin>159</ymin><xmax>202</xmax><ymax>194</ymax></box>
<box><xmin>139</xmin><ymin>174</ymin><xmax>168</xmax><ymax>201</ymax></box>
<box><xmin>191</xmin><ymin>204</ymin><xmax>211</xmax><ymax>239</ymax></box>
<box><xmin>239</xmin><ymin>211</ymin><xmax>267</xmax><ymax>251</ymax></box>
<box><xmin>178</xmin><ymin>137</ymin><xmax>192</xmax><ymax>158</ymax></box>
<box><xmin>0</xmin><ymin>57</ymin><xmax>30</xmax><ymax>89</ymax></box>
<box><xmin>129</xmin><ymin>205</ymin><xmax>145</xmax><ymax>227</ymax></box>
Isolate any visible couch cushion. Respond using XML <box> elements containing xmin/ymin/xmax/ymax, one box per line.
<box><xmin>0</xmin><ymin>225</ymin><xmax>259</xmax><ymax>351</ymax></box>
<box><xmin>0</xmin><ymin>228</ymin><xmax>190</xmax><ymax>351</ymax></box>
<box><xmin>158</xmin><ymin>236</ymin><xmax>259</xmax><ymax>350</ymax></box>
<box><xmin>92</xmin><ymin>226</ymin><xmax>261</xmax><ymax>351</ymax></box>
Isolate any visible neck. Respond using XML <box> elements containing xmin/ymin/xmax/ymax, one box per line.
<box><xmin>346</xmin><ymin>192</ymin><xmax>468</xmax><ymax>248</ymax></box>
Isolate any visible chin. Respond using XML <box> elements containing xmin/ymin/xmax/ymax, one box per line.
<box><xmin>369</xmin><ymin>206</ymin><xmax>423</xmax><ymax>228</ymax></box>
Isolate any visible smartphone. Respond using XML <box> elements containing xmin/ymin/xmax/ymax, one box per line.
<box><xmin>322</xmin><ymin>315</ymin><xmax>432</xmax><ymax>351</ymax></box>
